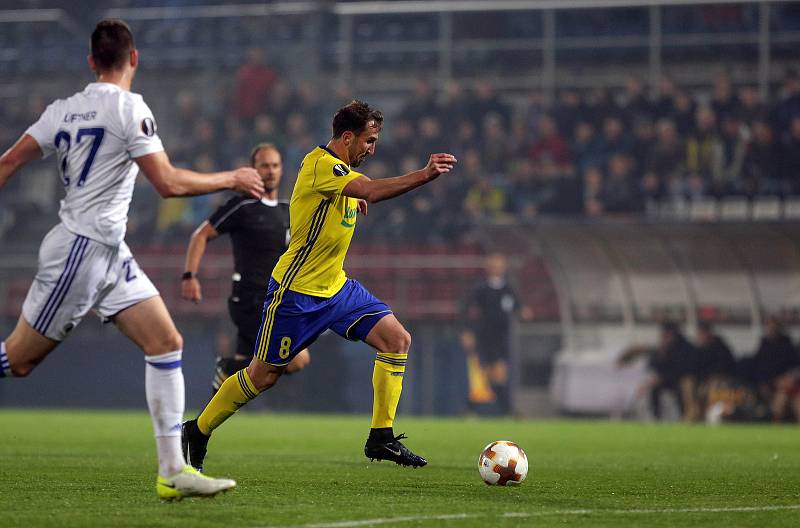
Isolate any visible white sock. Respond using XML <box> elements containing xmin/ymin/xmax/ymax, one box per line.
<box><xmin>145</xmin><ymin>350</ymin><xmax>186</xmax><ymax>477</ymax></box>
<box><xmin>0</xmin><ymin>341</ymin><xmax>12</xmax><ymax>377</ymax></box>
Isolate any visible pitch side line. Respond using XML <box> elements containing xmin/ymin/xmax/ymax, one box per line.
<box><xmin>264</xmin><ymin>504</ymin><xmax>800</xmax><ymax>528</ymax></box>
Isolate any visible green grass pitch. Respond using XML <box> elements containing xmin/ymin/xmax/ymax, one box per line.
<box><xmin>1</xmin><ymin>409</ymin><xmax>798</xmax><ymax>527</ymax></box>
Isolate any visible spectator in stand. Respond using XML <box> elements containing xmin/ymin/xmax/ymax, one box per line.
<box><xmin>400</xmin><ymin>79</ymin><xmax>440</xmax><ymax>125</ymax></box>
<box><xmin>771</xmin><ymin>68</ymin><xmax>800</xmax><ymax>140</ymax></box>
<box><xmin>417</xmin><ymin>115</ymin><xmax>448</xmax><ymax>156</ymax></box>
<box><xmin>383</xmin><ymin>118</ymin><xmax>417</xmax><ymax>168</ymax></box>
<box><xmin>601</xmin><ymin>154</ymin><xmax>643</xmax><ymax>213</ymax></box>
<box><xmin>742</xmin><ymin>120</ymin><xmax>781</xmax><ymax>196</ymax></box>
<box><xmin>291</xmin><ymin>81</ymin><xmax>325</xmax><ymax>137</ymax></box>
<box><xmin>571</xmin><ymin>121</ymin><xmax>605</xmax><ymax>173</ymax></box>
<box><xmin>218</xmin><ymin>116</ymin><xmax>249</xmax><ymax>168</ymax></box>
<box><xmin>281</xmin><ymin>112</ymin><xmax>313</xmax><ymax>192</ymax></box>
<box><xmin>671</xmin><ymin>90</ymin><xmax>697</xmax><ymax>136</ymax></box>
<box><xmin>265</xmin><ymin>79</ymin><xmax>292</xmax><ymax>127</ymax></box>
<box><xmin>646</xmin><ymin>118</ymin><xmax>686</xmax><ymax>203</ymax></box>
<box><xmin>600</xmin><ymin>116</ymin><xmax>633</xmax><ymax>159</ymax></box>
<box><xmin>752</xmin><ymin>317</ymin><xmax>800</xmax><ymax>422</ymax></box>
<box><xmin>471</xmin><ymin>81</ymin><xmax>511</xmax><ymax>128</ymax></box>
<box><xmin>718</xmin><ymin>116</ymin><xmax>749</xmax><ymax>195</ymax></box>
<box><xmin>441</xmin><ymin>80</ymin><xmax>471</xmax><ymax>122</ymax></box>
<box><xmin>553</xmin><ymin>89</ymin><xmax>585</xmax><ymax>138</ymax></box>
<box><xmin>463</xmin><ymin>178</ymin><xmax>506</xmax><ymax>224</ymax></box>
<box><xmin>711</xmin><ymin>72</ymin><xmax>741</xmax><ymax>124</ymax></box>
<box><xmin>618</xmin><ymin>76</ymin><xmax>654</xmax><ymax>127</ymax></box>
<box><xmin>780</xmin><ymin>116</ymin><xmax>800</xmax><ymax>194</ymax></box>
<box><xmin>582</xmin><ymin>165</ymin><xmax>605</xmax><ymax>217</ymax></box>
<box><xmin>192</xmin><ymin>118</ymin><xmax>222</xmax><ymax>168</ymax></box>
<box><xmin>686</xmin><ymin>105</ymin><xmax>723</xmax><ymax>195</ymax></box>
<box><xmin>481</xmin><ymin>113</ymin><xmax>514</xmax><ymax>175</ymax></box>
<box><xmin>654</xmin><ymin>76</ymin><xmax>678</xmax><ymax>120</ymax></box>
<box><xmin>529</xmin><ymin>114</ymin><xmax>572</xmax><ymax>175</ymax></box>
<box><xmin>250</xmin><ymin>113</ymin><xmax>283</xmax><ymax>147</ymax></box>
<box><xmin>449</xmin><ymin>119</ymin><xmax>479</xmax><ymax>160</ymax></box>
<box><xmin>737</xmin><ymin>85</ymin><xmax>765</xmax><ymax>126</ymax></box>
<box><xmin>585</xmin><ymin>86</ymin><xmax>616</xmax><ymax>128</ymax></box>
<box><xmin>170</xmin><ymin>91</ymin><xmax>202</xmax><ymax>165</ymax></box>
<box><xmin>631</xmin><ymin>117</ymin><xmax>655</xmax><ymax>173</ymax></box>
<box><xmin>233</xmin><ymin>47</ymin><xmax>277</xmax><ymax>122</ymax></box>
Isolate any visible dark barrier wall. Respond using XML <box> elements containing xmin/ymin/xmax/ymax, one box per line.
<box><xmin>0</xmin><ymin>320</ymin><xmax>471</xmax><ymax>416</ymax></box>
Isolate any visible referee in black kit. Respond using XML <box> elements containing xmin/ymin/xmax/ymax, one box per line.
<box><xmin>182</xmin><ymin>143</ymin><xmax>310</xmax><ymax>394</ymax></box>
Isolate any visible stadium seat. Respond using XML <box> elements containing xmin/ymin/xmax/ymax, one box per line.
<box><xmin>751</xmin><ymin>196</ymin><xmax>782</xmax><ymax>221</ymax></box>
<box><xmin>719</xmin><ymin>197</ymin><xmax>750</xmax><ymax>221</ymax></box>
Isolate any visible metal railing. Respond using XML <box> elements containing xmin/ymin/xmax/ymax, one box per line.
<box><xmin>0</xmin><ymin>1</ymin><xmax>796</xmax><ymax>97</ymax></box>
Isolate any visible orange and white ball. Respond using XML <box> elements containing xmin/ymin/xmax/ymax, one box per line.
<box><xmin>478</xmin><ymin>441</ymin><xmax>528</xmax><ymax>486</ymax></box>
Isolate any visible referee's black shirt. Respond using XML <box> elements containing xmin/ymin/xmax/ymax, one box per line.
<box><xmin>208</xmin><ymin>195</ymin><xmax>289</xmax><ymax>291</ymax></box>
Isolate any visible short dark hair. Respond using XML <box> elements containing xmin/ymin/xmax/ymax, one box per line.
<box><xmin>249</xmin><ymin>143</ymin><xmax>280</xmax><ymax>167</ymax></box>
<box><xmin>91</xmin><ymin>19</ymin><xmax>135</xmax><ymax>71</ymax></box>
<box><xmin>331</xmin><ymin>100</ymin><xmax>383</xmax><ymax>138</ymax></box>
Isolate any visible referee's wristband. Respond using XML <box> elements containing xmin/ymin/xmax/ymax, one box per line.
<box><xmin>182</xmin><ymin>271</ymin><xmax>197</xmax><ymax>281</ymax></box>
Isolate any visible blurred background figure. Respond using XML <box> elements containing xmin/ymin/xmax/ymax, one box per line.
<box><xmin>751</xmin><ymin>317</ymin><xmax>800</xmax><ymax>422</ymax></box>
<box><xmin>461</xmin><ymin>254</ymin><xmax>530</xmax><ymax>416</ymax></box>
<box><xmin>618</xmin><ymin>322</ymin><xmax>696</xmax><ymax>421</ymax></box>
<box><xmin>690</xmin><ymin>321</ymin><xmax>736</xmax><ymax>422</ymax></box>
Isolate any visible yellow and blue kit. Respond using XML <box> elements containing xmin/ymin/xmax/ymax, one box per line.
<box><xmin>255</xmin><ymin>146</ymin><xmax>392</xmax><ymax>366</ymax></box>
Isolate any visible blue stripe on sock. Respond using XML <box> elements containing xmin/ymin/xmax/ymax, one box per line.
<box><xmin>34</xmin><ymin>236</ymin><xmax>83</xmax><ymax>332</ymax></box>
<box><xmin>0</xmin><ymin>342</ymin><xmax>9</xmax><ymax>377</ymax></box>
<box><xmin>39</xmin><ymin>237</ymin><xmax>89</xmax><ymax>334</ymax></box>
<box><xmin>146</xmin><ymin>359</ymin><xmax>182</xmax><ymax>370</ymax></box>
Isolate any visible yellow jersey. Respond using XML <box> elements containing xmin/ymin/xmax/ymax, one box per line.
<box><xmin>271</xmin><ymin>146</ymin><xmax>363</xmax><ymax>297</ymax></box>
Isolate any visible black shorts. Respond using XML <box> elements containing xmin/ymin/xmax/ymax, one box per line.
<box><xmin>476</xmin><ymin>335</ymin><xmax>511</xmax><ymax>364</ymax></box>
<box><xmin>228</xmin><ymin>282</ymin><xmax>269</xmax><ymax>358</ymax></box>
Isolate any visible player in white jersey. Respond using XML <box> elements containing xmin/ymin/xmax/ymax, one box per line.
<box><xmin>0</xmin><ymin>19</ymin><xmax>264</xmax><ymax>500</ymax></box>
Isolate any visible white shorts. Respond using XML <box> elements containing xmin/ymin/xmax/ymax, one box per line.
<box><xmin>22</xmin><ymin>224</ymin><xmax>159</xmax><ymax>341</ymax></box>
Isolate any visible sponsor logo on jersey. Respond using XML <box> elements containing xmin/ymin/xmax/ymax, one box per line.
<box><xmin>340</xmin><ymin>205</ymin><xmax>357</xmax><ymax>228</ymax></box>
<box><xmin>333</xmin><ymin>163</ymin><xmax>349</xmax><ymax>177</ymax></box>
<box><xmin>141</xmin><ymin>117</ymin><xmax>157</xmax><ymax>137</ymax></box>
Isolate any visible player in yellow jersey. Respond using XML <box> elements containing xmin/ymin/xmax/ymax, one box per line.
<box><xmin>182</xmin><ymin>100</ymin><xmax>456</xmax><ymax>472</ymax></box>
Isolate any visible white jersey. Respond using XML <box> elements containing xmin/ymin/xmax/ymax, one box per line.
<box><xmin>26</xmin><ymin>82</ymin><xmax>164</xmax><ymax>246</ymax></box>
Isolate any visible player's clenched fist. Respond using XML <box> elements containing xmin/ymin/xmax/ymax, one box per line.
<box><xmin>424</xmin><ymin>153</ymin><xmax>457</xmax><ymax>180</ymax></box>
<box><xmin>232</xmin><ymin>167</ymin><xmax>265</xmax><ymax>197</ymax></box>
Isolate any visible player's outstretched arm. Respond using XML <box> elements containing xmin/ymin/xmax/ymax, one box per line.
<box><xmin>0</xmin><ymin>135</ymin><xmax>43</xmax><ymax>190</ymax></box>
<box><xmin>342</xmin><ymin>153</ymin><xmax>456</xmax><ymax>203</ymax></box>
<box><xmin>135</xmin><ymin>151</ymin><xmax>264</xmax><ymax>198</ymax></box>
<box><xmin>181</xmin><ymin>221</ymin><xmax>220</xmax><ymax>303</ymax></box>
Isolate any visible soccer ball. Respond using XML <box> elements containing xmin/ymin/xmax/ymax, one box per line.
<box><xmin>478</xmin><ymin>440</ymin><xmax>528</xmax><ymax>486</ymax></box>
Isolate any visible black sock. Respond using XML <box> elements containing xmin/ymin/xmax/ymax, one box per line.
<box><xmin>369</xmin><ymin>427</ymin><xmax>394</xmax><ymax>442</ymax></box>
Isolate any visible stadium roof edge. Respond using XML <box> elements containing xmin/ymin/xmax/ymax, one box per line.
<box><xmin>105</xmin><ymin>2</ymin><xmax>318</xmax><ymax>21</ymax></box>
<box><xmin>334</xmin><ymin>0</ymin><xmax>781</xmax><ymax>15</ymax></box>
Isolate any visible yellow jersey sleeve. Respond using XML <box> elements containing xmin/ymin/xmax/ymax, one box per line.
<box><xmin>312</xmin><ymin>154</ymin><xmax>363</xmax><ymax>198</ymax></box>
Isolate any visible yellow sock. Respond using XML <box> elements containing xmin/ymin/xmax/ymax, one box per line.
<box><xmin>371</xmin><ymin>352</ymin><xmax>407</xmax><ymax>428</ymax></box>
<box><xmin>197</xmin><ymin>368</ymin><xmax>259</xmax><ymax>435</ymax></box>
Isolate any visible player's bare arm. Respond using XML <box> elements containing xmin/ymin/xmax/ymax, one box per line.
<box><xmin>181</xmin><ymin>221</ymin><xmax>220</xmax><ymax>303</ymax></box>
<box><xmin>342</xmin><ymin>153</ymin><xmax>457</xmax><ymax>204</ymax></box>
<box><xmin>135</xmin><ymin>151</ymin><xmax>264</xmax><ymax>198</ymax></box>
<box><xmin>0</xmin><ymin>134</ymin><xmax>43</xmax><ymax>189</ymax></box>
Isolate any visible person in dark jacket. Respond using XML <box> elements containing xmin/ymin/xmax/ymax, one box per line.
<box><xmin>753</xmin><ymin>317</ymin><xmax>800</xmax><ymax>421</ymax></box>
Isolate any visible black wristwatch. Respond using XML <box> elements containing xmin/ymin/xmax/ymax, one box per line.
<box><xmin>182</xmin><ymin>271</ymin><xmax>196</xmax><ymax>281</ymax></box>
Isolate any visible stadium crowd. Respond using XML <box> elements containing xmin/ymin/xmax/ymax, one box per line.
<box><xmin>2</xmin><ymin>54</ymin><xmax>800</xmax><ymax>245</ymax></box>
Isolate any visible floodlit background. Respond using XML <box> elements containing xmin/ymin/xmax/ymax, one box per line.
<box><xmin>1</xmin><ymin>0</ymin><xmax>800</xmax><ymax>421</ymax></box>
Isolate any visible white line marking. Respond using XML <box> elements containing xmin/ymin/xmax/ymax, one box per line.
<box><xmin>262</xmin><ymin>504</ymin><xmax>800</xmax><ymax>528</ymax></box>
